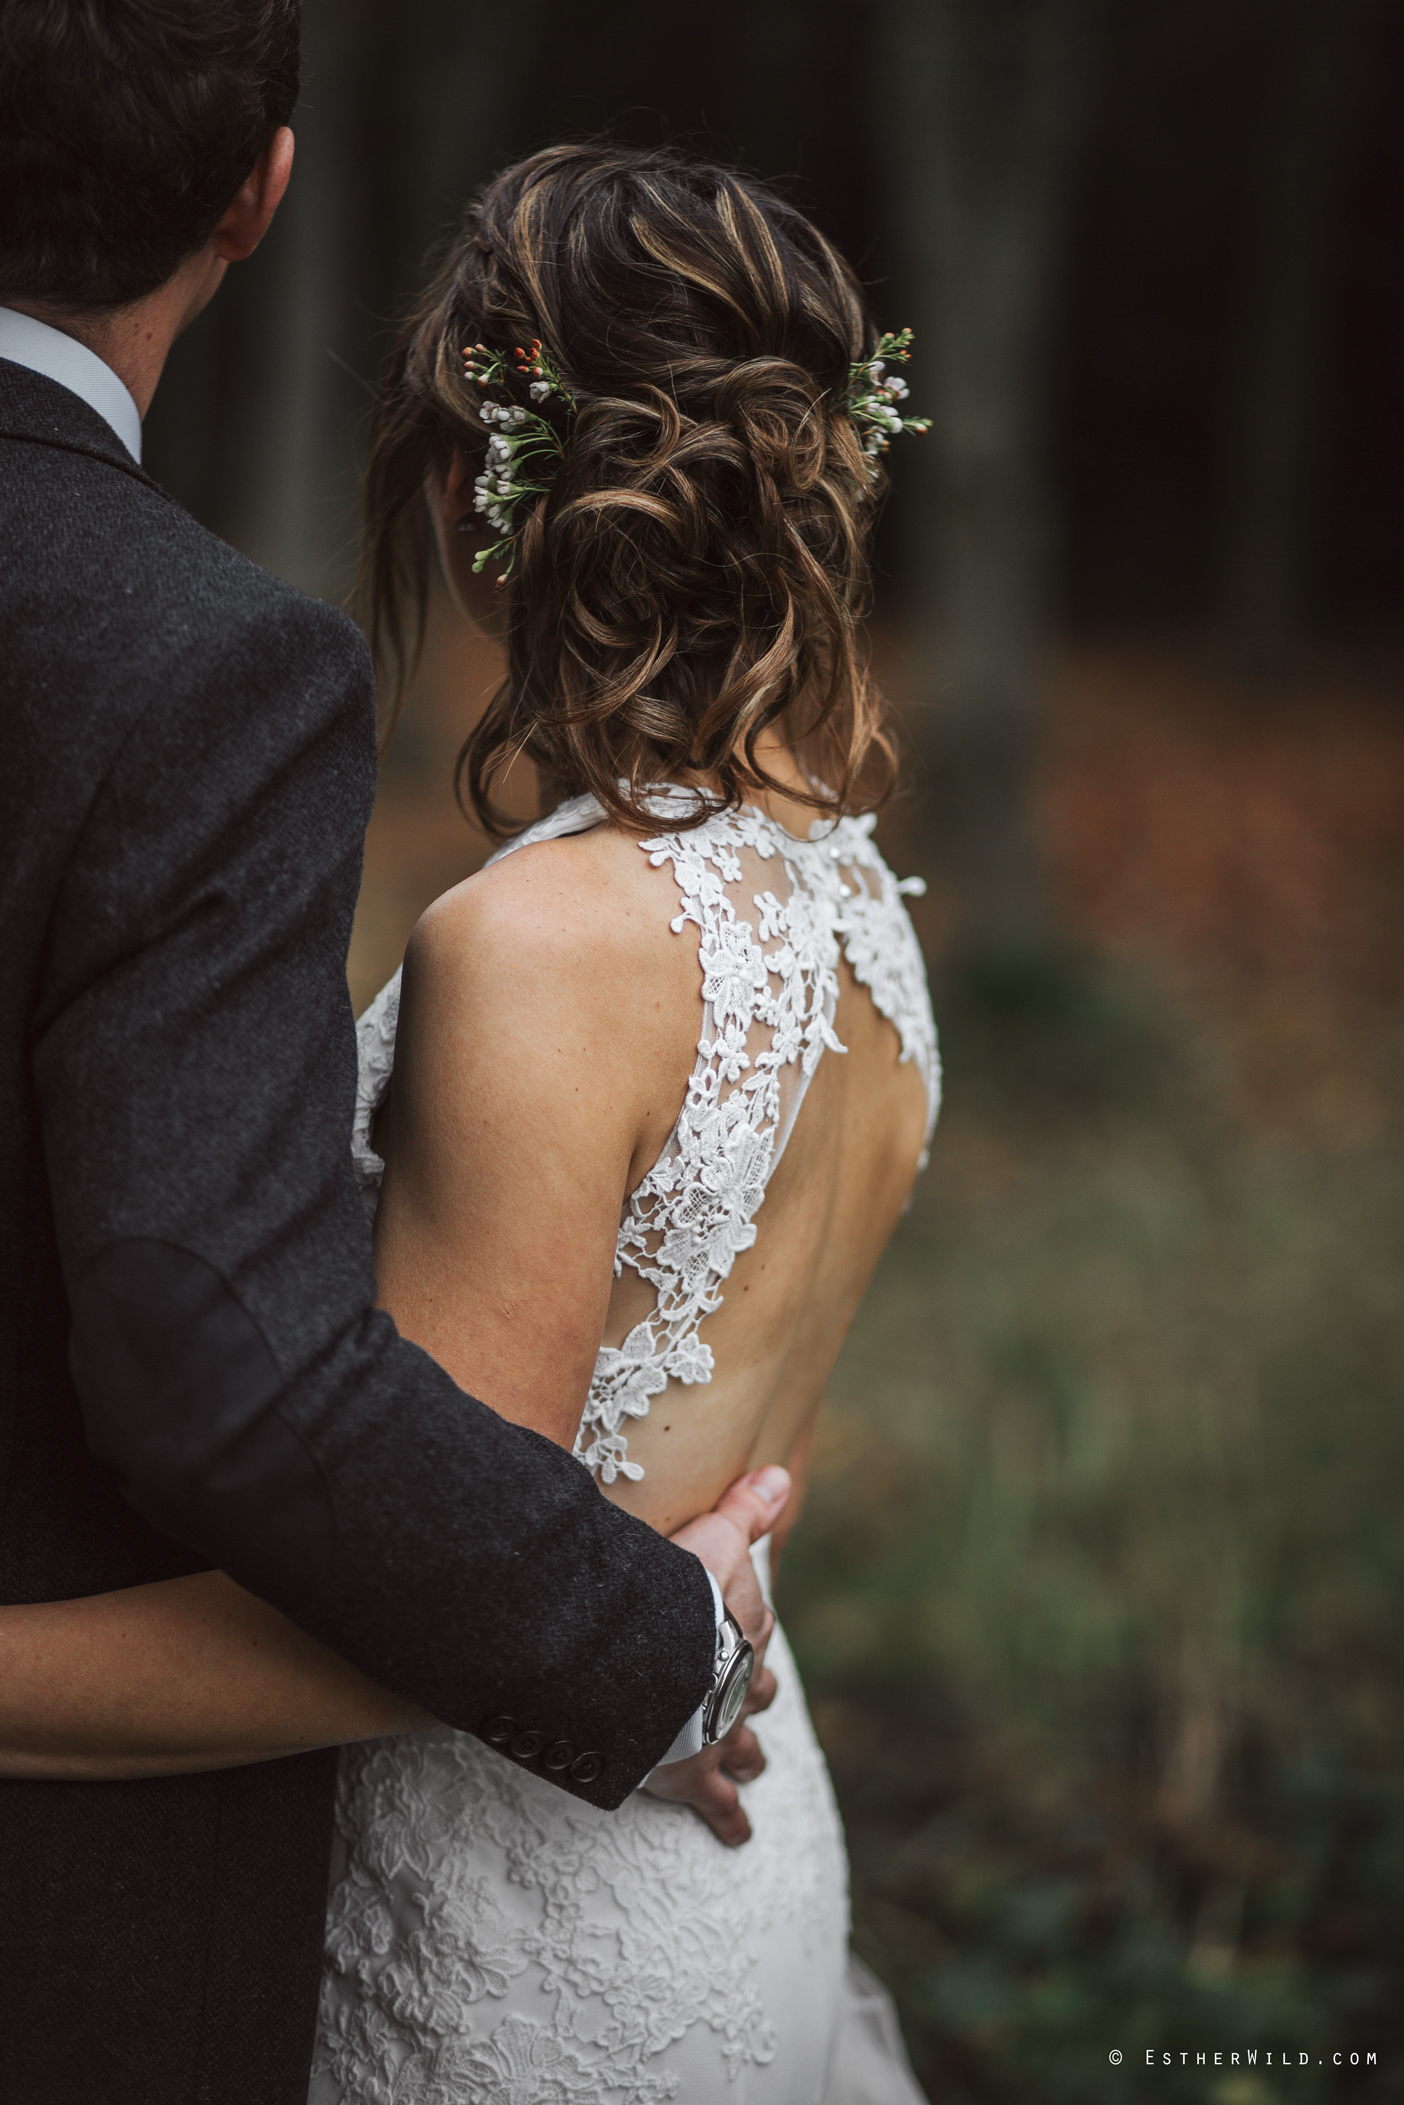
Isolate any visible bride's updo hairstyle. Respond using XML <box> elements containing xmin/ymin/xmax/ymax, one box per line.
<box><xmin>362</xmin><ymin>141</ymin><xmax>898</xmax><ymax>835</ymax></box>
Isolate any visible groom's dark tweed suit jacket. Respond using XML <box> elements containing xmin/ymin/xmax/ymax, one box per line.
<box><xmin>0</xmin><ymin>361</ymin><xmax>716</xmax><ymax>2104</ymax></box>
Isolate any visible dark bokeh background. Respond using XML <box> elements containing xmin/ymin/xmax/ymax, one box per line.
<box><xmin>147</xmin><ymin>2</ymin><xmax>1404</xmax><ymax>2096</ymax></box>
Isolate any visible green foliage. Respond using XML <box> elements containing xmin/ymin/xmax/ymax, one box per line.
<box><xmin>778</xmin><ymin>947</ymin><xmax>1404</xmax><ymax>2100</ymax></box>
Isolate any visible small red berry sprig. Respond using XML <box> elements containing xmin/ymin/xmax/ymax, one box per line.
<box><xmin>462</xmin><ymin>337</ymin><xmax>576</xmax><ymax>415</ymax></box>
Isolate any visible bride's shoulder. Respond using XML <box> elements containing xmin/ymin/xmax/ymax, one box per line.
<box><xmin>405</xmin><ymin>821</ymin><xmax>697</xmax><ymax>1036</ymax></box>
<box><xmin>394</xmin><ymin>825</ymin><xmax>701</xmax><ymax>1177</ymax></box>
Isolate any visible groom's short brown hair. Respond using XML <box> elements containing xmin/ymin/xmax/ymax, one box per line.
<box><xmin>0</xmin><ymin>0</ymin><xmax>300</xmax><ymax>310</ymax></box>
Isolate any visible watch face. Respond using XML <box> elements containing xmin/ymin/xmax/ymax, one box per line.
<box><xmin>708</xmin><ymin>1641</ymin><xmax>754</xmax><ymax>1743</ymax></box>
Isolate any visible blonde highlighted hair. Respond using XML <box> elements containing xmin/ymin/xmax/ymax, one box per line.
<box><xmin>361</xmin><ymin>142</ymin><xmax>899</xmax><ymax>835</ymax></box>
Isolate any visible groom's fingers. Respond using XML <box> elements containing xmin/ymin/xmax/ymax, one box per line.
<box><xmin>666</xmin><ymin>1507</ymin><xmax>764</xmax><ymax>1648</ymax></box>
<box><xmin>724</xmin><ymin>1560</ymin><xmax>773</xmax><ymax>1668</ymax></box>
<box><xmin>740</xmin><ymin>1665</ymin><xmax>777</xmax><ymax>1720</ymax></box>
<box><xmin>710</xmin><ymin>1466</ymin><xmax>791</xmax><ymax>1545</ymax></box>
<box><xmin>686</xmin><ymin>1765</ymin><xmax>751</xmax><ymax>1846</ymax></box>
<box><xmin>669</xmin><ymin>1466</ymin><xmax>789</xmax><ymax>1664</ymax></box>
<box><xmin>710</xmin><ymin>1671</ymin><xmax>774</xmax><ymax>1785</ymax></box>
<box><xmin>643</xmin><ymin>1672</ymin><xmax>777</xmax><ymax>1837</ymax></box>
<box><xmin>717</xmin><ymin>1723</ymin><xmax>765</xmax><ymax>1784</ymax></box>
<box><xmin>642</xmin><ymin>1745</ymin><xmax>752</xmax><ymax>1844</ymax></box>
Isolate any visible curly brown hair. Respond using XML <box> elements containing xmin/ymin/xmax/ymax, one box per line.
<box><xmin>361</xmin><ymin>141</ymin><xmax>899</xmax><ymax>836</ymax></box>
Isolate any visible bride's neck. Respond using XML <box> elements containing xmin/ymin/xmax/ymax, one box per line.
<box><xmin>682</xmin><ymin>729</ymin><xmax>823</xmax><ymax>831</ymax></box>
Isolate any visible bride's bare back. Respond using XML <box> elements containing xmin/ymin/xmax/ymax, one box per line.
<box><xmin>608</xmin><ymin>949</ymin><xmax>930</xmax><ymax>1532</ymax></box>
<box><xmin>369</xmin><ymin>779</ymin><xmax>937</xmax><ymax>1538</ymax></box>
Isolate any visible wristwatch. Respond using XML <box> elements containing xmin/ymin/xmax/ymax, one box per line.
<box><xmin>701</xmin><ymin>1609</ymin><xmax>754</xmax><ymax>1745</ymax></box>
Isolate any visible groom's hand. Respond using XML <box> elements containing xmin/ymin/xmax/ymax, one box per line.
<box><xmin>647</xmin><ymin>1465</ymin><xmax>790</xmax><ymax>1845</ymax></box>
<box><xmin>671</xmin><ymin>1464</ymin><xmax>789</xmax><ymax>1669</ymax></box>
<box><xmin>640</xmin><ymin>1667</ymin><xmax>779</xmax><ymax>1845</ymax></box>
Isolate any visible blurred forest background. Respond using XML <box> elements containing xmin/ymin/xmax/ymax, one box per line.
<box><xmin>145</xmin><ymin>0</ymin><xmax>1404</xmax><ymax>2095</ymax></box>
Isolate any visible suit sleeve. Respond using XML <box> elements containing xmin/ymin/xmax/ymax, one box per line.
<box><xmin>33</xmin><ymin>589</ymin><xmax>716</xmax><ymax>1809</ymax></box>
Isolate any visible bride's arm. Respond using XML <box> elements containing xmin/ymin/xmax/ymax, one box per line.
<box><xmin>368</xmin><ymin>829</ymin><xmax>704</xmax><ymax>1452</ymax></box>
<box><xmin>0</xmin><ymin>1571</ymin><xmax>434</xmax><ymax>1780</ymax></box>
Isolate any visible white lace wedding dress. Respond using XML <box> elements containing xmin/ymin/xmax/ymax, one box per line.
<box><xmin>309</xmin><ymin>789</ymin><xmax>939</xmax><ymax>2105</ymax></box>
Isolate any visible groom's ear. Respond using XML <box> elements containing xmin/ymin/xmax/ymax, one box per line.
<box><xmin>214</xmin><ymin>127</ymin><xmax>296</xmax><ymax>265</ymax></box>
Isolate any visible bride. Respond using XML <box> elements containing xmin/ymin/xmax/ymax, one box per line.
<box><xmin>2</xmin><ymin>144</ymin><xmax>938</xmax><ymax>2103</ymax></box>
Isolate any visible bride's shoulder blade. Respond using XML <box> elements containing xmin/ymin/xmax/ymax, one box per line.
<box><xmin>399</xmin><ymin>823</ymin><xmax>703</xmax><ymax>1147</ymax></box>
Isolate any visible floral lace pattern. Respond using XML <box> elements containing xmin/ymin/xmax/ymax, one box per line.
<box><xmin>310</xmin><ymin>1592</ymin><xmax>854</xmax><ymax>2105</ymax></box>
<box><xmin>576</xmin><ymin>792</ymin><xmax>938</xmax><ymax>1483</ymax></box>
<box><xmin>351</xmin><ymin>972</ymin><xmax>399</xmax><ymax>1220</ymax></box>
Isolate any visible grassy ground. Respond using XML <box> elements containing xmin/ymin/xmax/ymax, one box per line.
<box><xmin>778</xmin><ymin>719</ymin><xmax>1404</xmax><ymax>2101</ymax></box>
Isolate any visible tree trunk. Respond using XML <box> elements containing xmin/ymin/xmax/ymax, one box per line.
<box><xmin>143</xmin><ymin>0</ymin><xmax>374</xmax><ymax>597</ymax></box>
<box><xmin>1219</xmin><ymin>0</ymin><xmax>1364</xmax><ymax>669</ymax></box>
<box><xmin>224</xmin><ymin>0</ymin><xmax>375</xmax><ymax>599</ymax></box>
<box><xmin>145</xmin><ymin>0</ymin><xmax>550</xmax><ymax>599</ymax></box>
<box><xmin>886</xmin><ymin>0</ymin><xmax>1095</xmax><ymax>943</ymax></box>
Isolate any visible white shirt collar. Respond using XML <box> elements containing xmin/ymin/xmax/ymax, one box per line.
<box><xmin>0</xmin><ymin>306</ymin><xmax>143</xmax><ymax>463</ymax></box>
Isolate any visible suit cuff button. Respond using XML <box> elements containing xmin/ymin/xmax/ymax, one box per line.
<box><xmin>483</xmin><ymin>1716</ymin><xmax>515</xmax><ymax>1746</ymax></box>
<box><xmin>544</xmin><ymin>1740</ymin><xmax>573</xmax><ymax>1771</ymax></box>
<box><xmin>510</xmin><ymin>1729</ymin><xmax>544</xmax><ymax>1760</ymax></box>
<box><xmin>569</xmin><ymin>1751</ymin><xmax>603</xmax><ymax>1784</ymax></box>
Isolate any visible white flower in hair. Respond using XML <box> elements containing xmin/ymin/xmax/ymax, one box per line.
<box><xmin>460</xmin><ymin>337</ymin><xmax>577</xmax><ymax>581</ymax></box>
<box><xmin>842</xmin><ymin>327</ymin><xmax>930</xmax><ymax>482</ymax></box>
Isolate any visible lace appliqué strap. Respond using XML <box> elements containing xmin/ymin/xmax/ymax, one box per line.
<box><xmin>577</xmin><ymin>802</ymin><xmax>939</xmax><ymax>1485</ymax></box>
<box><xmin>351</xmin><ymin>968</ymin><xmax>400</xmax><ymax>1221</ymax></box>
<box><xmin>829</xmin><ymin>813</ymin><xmax>941</xmax><ymax>1153</ymax></box>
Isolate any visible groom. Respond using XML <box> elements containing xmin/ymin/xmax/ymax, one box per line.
<box><xmin>0</xmin><ymin>5</ymin><xmax>787</xmax><ymax>2100</ymax></box>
